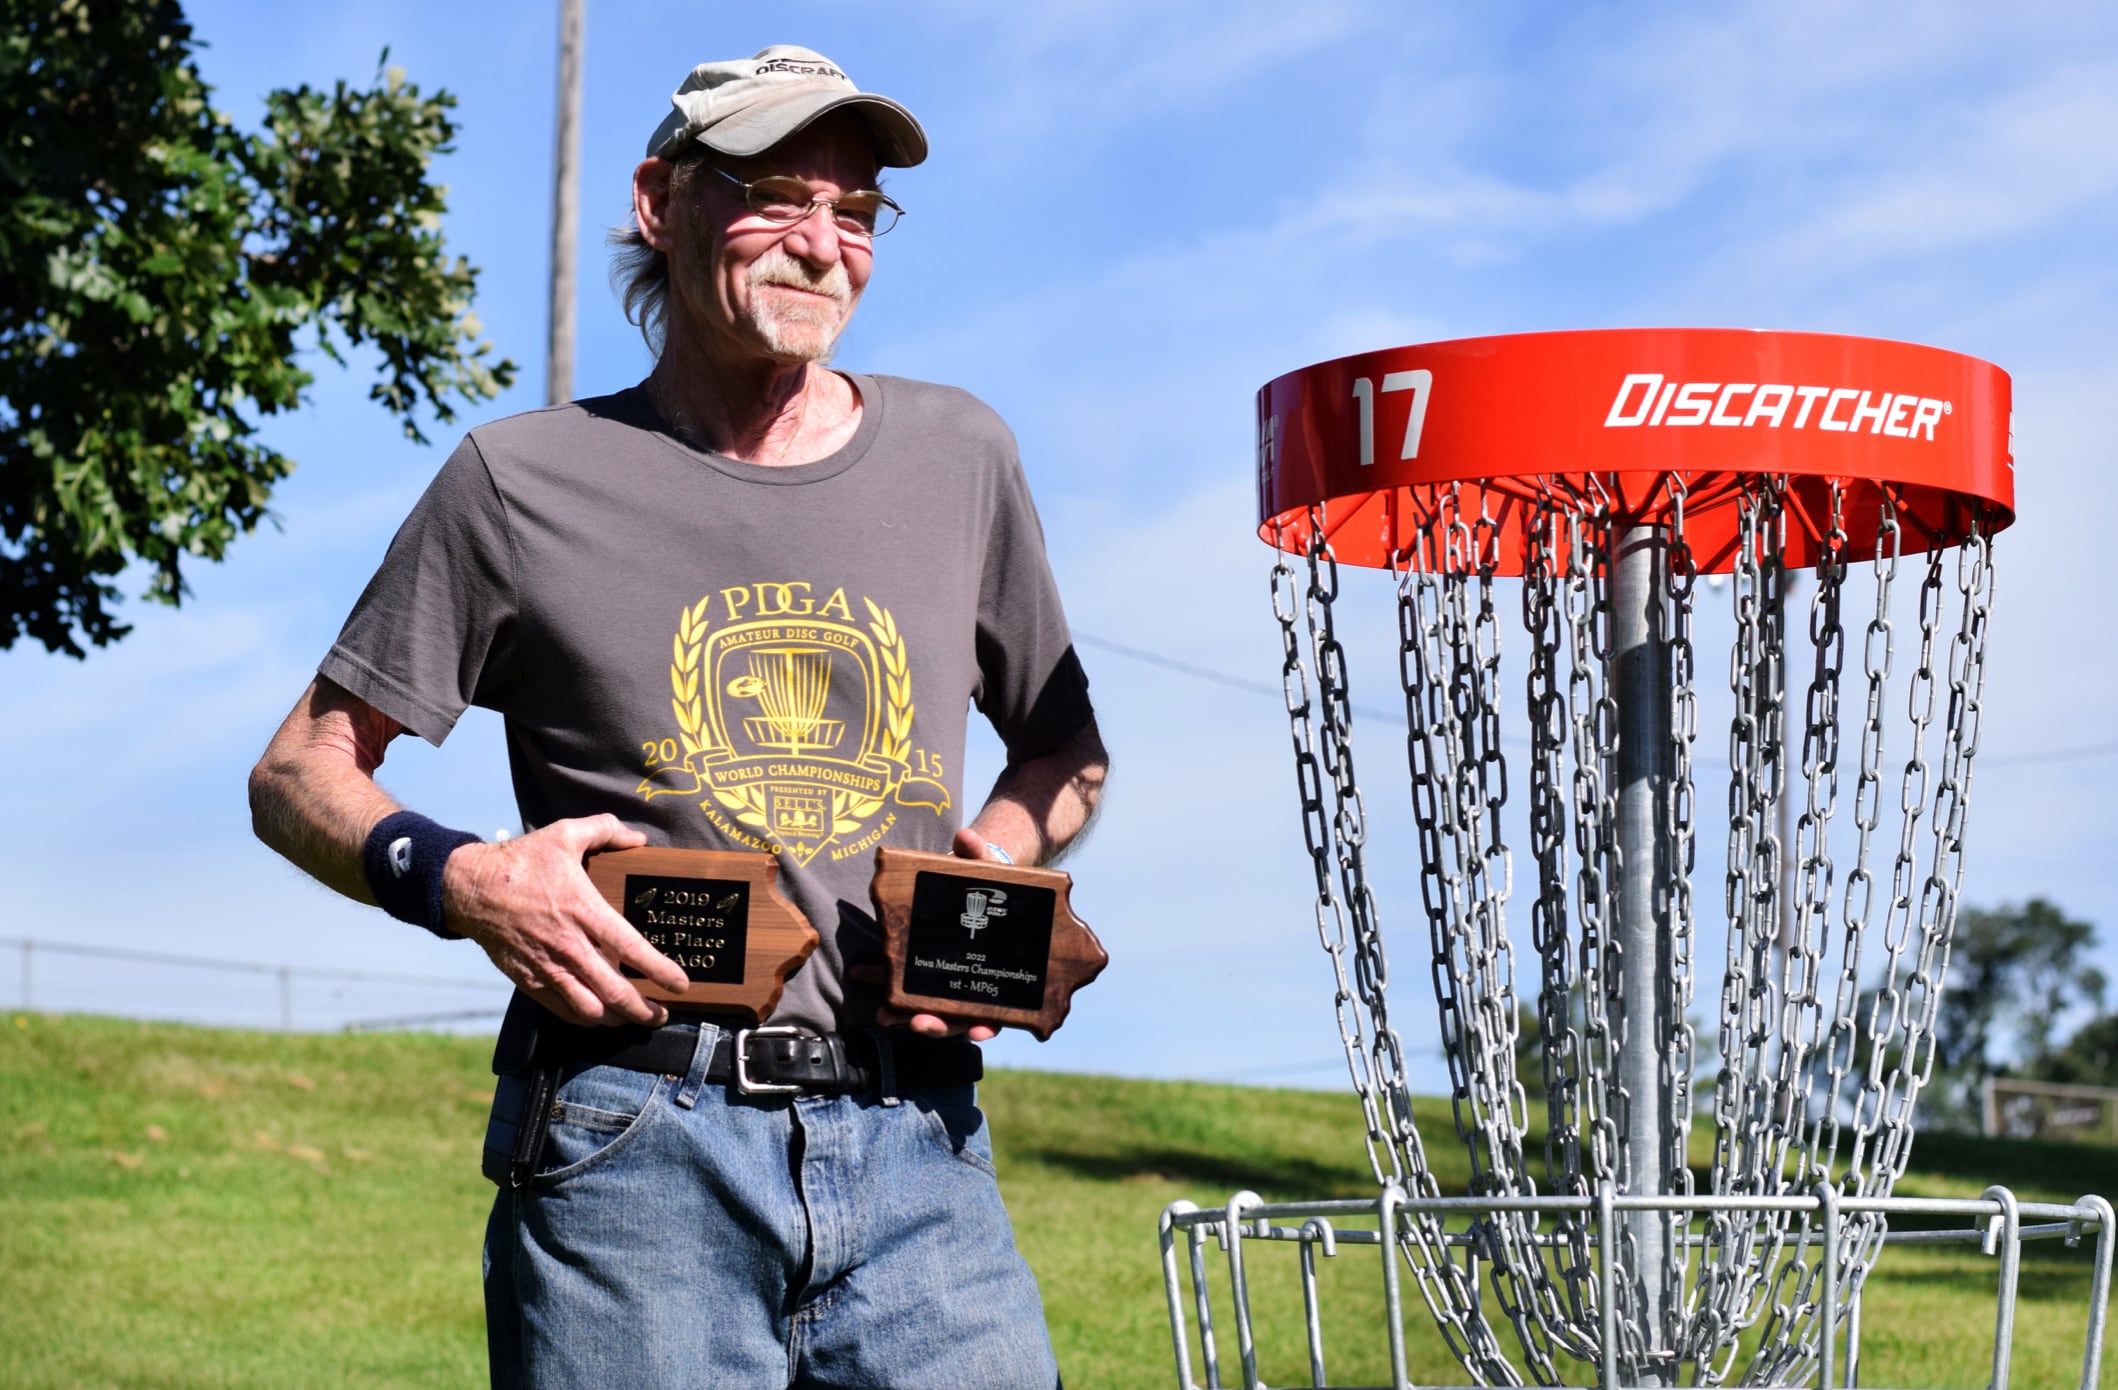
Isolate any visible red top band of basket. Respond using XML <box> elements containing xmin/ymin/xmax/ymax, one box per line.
<box><xmin>1255</xmin><ymin>328</ymin><xmax>2014</xmax><ymax>573</ymax></box>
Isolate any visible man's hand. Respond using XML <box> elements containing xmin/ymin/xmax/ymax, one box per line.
<box><xmin>889</xmin><ymin>719</ymin><xmax>1109</xmax><ymax>1043</ymax></box>
<box><xmin>887</xmin><ymin>828</ymin><xmax>1014</xmax><ymax>1042</ymax></box>
<box><xmin>444</xmin><ymin>814</ymin><xmax>692</xmax><ymax>1028</ymax></box>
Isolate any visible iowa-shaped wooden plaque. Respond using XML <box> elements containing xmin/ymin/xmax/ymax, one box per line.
<box><xmin>870</xmin><ymin>847</ymin><xmax>1107</xmax><ymax>1042</ymax></box>
<box><xmin>584</xmin><ymin>848</ymin><xmax>817</xmax><ymax>1024</ymax></box>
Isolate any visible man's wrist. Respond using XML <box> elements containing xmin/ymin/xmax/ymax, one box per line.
<box><xmin>362</xmin><ymin>811</ymin><xmax>481</xmax><ymax>940</ymax></box>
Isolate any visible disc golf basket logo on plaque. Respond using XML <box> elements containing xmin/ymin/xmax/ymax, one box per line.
<box><xmin>1157</xmin><ymin>330</ymin><xmax>2114</xmax><ymax>1390</ymax></box>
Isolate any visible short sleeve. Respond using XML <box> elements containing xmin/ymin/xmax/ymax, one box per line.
<box><xmin>973</xmin><ymin>448</ymin><xmax>1095</xmax><ymax>760</ymax></box>
<box><xmin>317</xmin><ymin>436</ymin><xmax>518</xmax><ymax>745</ymax></box>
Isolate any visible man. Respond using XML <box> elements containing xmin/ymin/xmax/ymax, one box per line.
<box><xmin>249</xmin><ymin>45</ymin><xmax>1105</xmax><ymax>1389</ymax></box>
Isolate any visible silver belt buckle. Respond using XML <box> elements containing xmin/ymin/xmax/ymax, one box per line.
<box><xmin>732</xmin><ymin>1026</ymin><xmax>805</xmax><ymax>1095</ymax></box>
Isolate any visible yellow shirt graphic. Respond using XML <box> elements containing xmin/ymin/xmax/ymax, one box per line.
<box><xmin>639</xmin><ymin>580</ymin><xmax>950</xmax><ymax>866</ymax></box>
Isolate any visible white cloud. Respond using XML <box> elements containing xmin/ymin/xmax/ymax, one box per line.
<box><xmin>1742</xmin><ymin>62</ymin><xmax>2118</xmax><ymax>277</ymax></box>
<box><xmin>915</xmin><ymin>0</ymin><xmax>1363</xmax><ymax>154</ymax></box>
<box><xmin>0</xmin><ymin>602</ymin><xmax>292</xmax><ymax>759</ymax></box>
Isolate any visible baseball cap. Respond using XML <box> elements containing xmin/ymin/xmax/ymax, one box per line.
<box><xmin>645</xmin><ymin>45</ymin><xmax>928</xmax><ymax>168</ymax></box>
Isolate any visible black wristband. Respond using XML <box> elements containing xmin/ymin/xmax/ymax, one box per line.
<box><xmin>362</xmin><ymin>811</ymin><xmax>481</xmax><ymax>940</ymax></box>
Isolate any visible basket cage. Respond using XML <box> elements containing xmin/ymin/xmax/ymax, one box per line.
<box><xmin>1157</xmin><ymin>331</ymin><xmax>2112</xmax><ymax>1390</ymax></box>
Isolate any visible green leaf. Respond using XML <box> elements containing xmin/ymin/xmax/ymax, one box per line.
<box><xmin>0</xmin><ymin>0</ymin><xmax>517</xmax><ymax>656</ymax></box>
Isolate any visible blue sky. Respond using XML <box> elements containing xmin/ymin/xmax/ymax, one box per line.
<box><xmin>4</xmin><ymin>2</ymin><xmax>2115</xmax><ymax>1088</ymax></box>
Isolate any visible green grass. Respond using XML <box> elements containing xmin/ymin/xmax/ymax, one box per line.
<box><xmin>2</xmin><ymin>1013</ymin><xmax>2109</xmax><ymax>1388</ymax></box>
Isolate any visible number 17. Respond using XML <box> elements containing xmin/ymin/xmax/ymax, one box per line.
<box><xmin>1352</xmin><ymin>369</ymin><xmax>1434</xmax><ymax>466</ymax></box>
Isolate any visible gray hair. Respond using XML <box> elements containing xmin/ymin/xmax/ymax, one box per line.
<box><xmin>608</xmin><ymin>148</ymin><xmax>714</xmax><ymax>355</ymax></box>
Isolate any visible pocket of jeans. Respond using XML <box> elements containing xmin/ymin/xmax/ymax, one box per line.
<box><xmin>532</xmin><ymin>1063</ymin><xmax>667</xmax><ymax>1185</ymax></box>
<box><xmin>912</xmin><ymin>1084</ymin><xmax>998</xmax><ymax>1177</ymax></box>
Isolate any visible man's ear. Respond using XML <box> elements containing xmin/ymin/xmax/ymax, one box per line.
<box><xmin>633</xmin><ymin>158</ymin><xmax>678</xmax><ymax>252</ymax></box>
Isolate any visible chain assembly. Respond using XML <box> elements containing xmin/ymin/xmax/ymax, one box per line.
<box><xmin>1269</xmin><ymin>476</ymin><xmax>1999</xmax><ymax>1387</ymax></box>
<box><xmin>1275</xmin><ymin>506</ymin><xmax>1524</xmax><ymax>1384</ymax></box>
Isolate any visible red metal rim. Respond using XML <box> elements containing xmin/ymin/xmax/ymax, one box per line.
<box><xmin>1255</xmin><ymin>328</ymin><xmax>2014</xmax><ymax>572</ymax></box>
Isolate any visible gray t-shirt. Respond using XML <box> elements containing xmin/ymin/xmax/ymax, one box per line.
<box><xmin>321</xmin><ymin>373</ymin><xmax>1094</xmax><ymax>1032</ymax></box>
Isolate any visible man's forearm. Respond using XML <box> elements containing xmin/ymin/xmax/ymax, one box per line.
<box><xmin>248</xmin><ymin>678</ymin><xmax>405</xmax><ymax>903</ymax></box>
<box><xmin>249</xmin><ymin>677</ymin><xmax>684</xmax><ymax>1024</ymax></box>
<box><xmin>964</xmin><ymin>720</ymin><xmax>1108</xmax><ymax>867</ymax></box>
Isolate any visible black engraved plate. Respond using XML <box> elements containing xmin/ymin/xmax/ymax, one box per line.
<box><xmin>618</xmin><ymin>874</ymin><xmax>749</xmax><ymax>984</ymax></box>
<box><xmin>899</xmin><ymin>871</ymin><xmax>1055</xmax><ymax>1012</ymax></box>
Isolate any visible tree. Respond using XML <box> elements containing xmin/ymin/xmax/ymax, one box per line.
<box><xmin>1931</xmin><ymin>897</ymin><xmax>2101</xmax><ymax>1115</ymax></box>
<box><xmin>2</xmin><ymin>0</ymin><xmax>515</xmax><ymax>656</ymax></box>
<box><xmin>2037</xmin><ymin>1013</ymin><xmax>2118</xmax><ymax>1089</ymax></box>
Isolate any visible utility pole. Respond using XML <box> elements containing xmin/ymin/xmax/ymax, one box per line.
<box><xmin>546</xmin><ymin>0</ymin><xmax>585</xmax><ymax>406</ymax></box>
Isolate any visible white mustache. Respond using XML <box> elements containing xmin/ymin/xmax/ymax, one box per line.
<box><xmin>747</xmin><ymin>248</ymin><xmax>850</xmax><ymax>305</ymax></box>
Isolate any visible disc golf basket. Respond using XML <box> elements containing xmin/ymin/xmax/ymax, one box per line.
<box><xmin>1158</xmin><ymin>330</ymin><xmax>2113</xmax><ymax>1389</ymax></box>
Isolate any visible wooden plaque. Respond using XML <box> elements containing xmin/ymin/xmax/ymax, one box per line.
<box><xmin>870</xmin><ymin>847</ymin><xmax>1107</xmax><ymax>1042</ymax></box>
<box><xmin>584</xmin><ymin>848</ymin><xmax>817</xmax><ymax>1024</ymax></box>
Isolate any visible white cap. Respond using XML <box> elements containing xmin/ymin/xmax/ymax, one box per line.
<box><xmin>645</xmin><ymin>45</ymin><xmax>927</xmax><ymax>167</ymax></box>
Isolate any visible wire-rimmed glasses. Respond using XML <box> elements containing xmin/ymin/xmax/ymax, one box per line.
<box><xmin>703</xmin><ymin>165</ymin><xmax>903</xmax><ymax>238</ymax></box>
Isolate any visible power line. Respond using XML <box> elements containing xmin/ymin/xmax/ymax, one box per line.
<box><xmin>1073</xmin><ymin>629</ymin><xmax>2118</xmax><ymax>771</ymax></box>
<box><xmin>342</xmin><ymin>1007</ymin><xmax>507</xmax><ymax>1033</ymax></box>
<box><xmin>0</xmin><ymin>936</ymin><xmax>497</xmax><ymax>991</ymax></box>
<box><xmin>1073</xmin><ymin>631</ymin><xmax>1404</xmax><ymax>725</ymax></box>
<box><xmin>4</xmin><ymin>936</ymin><xmax>506</xmax><ymax>1034</ymax></box>
<box><xmin>1979</xmin><ymin>740</ymin><xmax>2118</xmax><ymax>769</ymax></box>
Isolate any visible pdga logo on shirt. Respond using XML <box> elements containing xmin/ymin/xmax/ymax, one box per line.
<box><xmin>636</xmin><ymin>581</ymin><xmax>950</xmax><ymax>866</ymax></box>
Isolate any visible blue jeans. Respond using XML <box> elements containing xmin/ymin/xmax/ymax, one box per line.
<box><xmin>482</xmin><ymin>1021</ymin><xmax>1059</xmax><ymax>1389</ymax></box>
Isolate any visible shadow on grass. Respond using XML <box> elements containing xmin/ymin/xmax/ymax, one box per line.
<box><xmin>1901</xmin><ymin>1129</ymin><xmax>2116</xmax><ymax>1199</ymax></box>
<box><xmin>1018</xmin><ymin>1143</ymin><xmax>1371</xmax><ymax>1198</ymax></box>
<box><xmin>1869</xmin><ymin>1261</ymin><xmax>2100</xmax><ymax>1301</ymax></box>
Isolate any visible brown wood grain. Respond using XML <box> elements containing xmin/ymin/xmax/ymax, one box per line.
<box><xmin>583</xmin><ymin>848</ymin><xmax>818</xmax><ymax>1024</ymax></box>
<box><xmin>869</xmin><ymin>846</ymin><xmax>1108</xmax><ymax>1042</ymax></box>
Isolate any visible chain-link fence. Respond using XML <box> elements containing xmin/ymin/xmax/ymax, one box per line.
<box><xmin>2</xmin><ymin>935</ymin><xmax>509</xmax><ymax>1034</ymax></box>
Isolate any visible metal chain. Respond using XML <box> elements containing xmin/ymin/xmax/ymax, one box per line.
<box><xmin>1524</xmin><ymin>493</ymin><xmax>1597</xmax><ymax>1335</ymax></box>
<box><xmin>1566</xmin><ymin>497</ymin><xmax>1622</xmax><ymax>1206</ymax></box>
<box><xmin>1808</xmin><ymin>487</ymin><xmax>1869</xmax><ymax>1176</ymax></box>
<box><xmin>1273</xmin><ymin>538</ymin><xmax>1392</xmax><ymax>1184</ymax></box>
<box><xmin>1789</xmin><ymin>484</ymin><xmax>1850</xmax><ymax>1175</ymax></box>
<box><xmin>1565</xmin><ymin>494</ymin><xmax>1647</xmax><ymax>1369</ymax></box>
<box><xmin>1879</xmin><ymin>539</ymin><xmax>1952</xmax><ymax>1145</ymax></box>
<box><xmin>1402</xmin><ymin>488</ymin><xmax>1599</xmax><ymax>1381</ymax></box>
<box><xmin>1275</xmin><ymin>507</ymin><xmax>1524</xmax><ymax>1385</ymax></box>
<box><xmin>1661</xmin><ymin>480</ymin><xmax>1701</xmax><ymax>1352</ymax></box>
<box><xmin>1744</xmin><ymin>485</ymin><xmax>1852</xmax><ymax>1384</ymax></box>
<box><xmin>1737</xmin><ymin>501</ymin><xmax>1995</xmax><ymax>1388</ymax></box>
<box><xmin>1859</xmin><ymin>512</ymin><xmax>1991</xmax><ymax>1189</ymax></box>
<box><xmin>1830</xmin><ymin>498</ymin><xmax>1900</xmax><ymax>1158</ymax></box>
<box><xmin>1809</xmin><ymin>501</ymin><xmax>1911</xmax><ymax>1377</ymax></box>
<box><xmin>1695</xmin><ymin>481</ymin><xmax>1794</xmax><ymax>1379</ymax></box>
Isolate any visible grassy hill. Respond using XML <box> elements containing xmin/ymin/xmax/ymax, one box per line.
<box><xmin>2</xmin><ymin>1013</ymin><xmax>2109</xmax><ymax>1387</ymax></box>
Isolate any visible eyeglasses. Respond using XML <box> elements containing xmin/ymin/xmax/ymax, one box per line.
<box><xmin>702</xmin><ymin>165</ymin><xmax>903</xmax><ymax>238</ymax></box>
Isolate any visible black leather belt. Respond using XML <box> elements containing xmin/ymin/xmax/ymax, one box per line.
<box><xmin>543</xmin><ymin>1021</ymin><xmax>983</xmax><ymax>1097</ymax></box>
<box><xmin>489</xmin><ymin>997</ymin><xmax>985</xmax><ymax>1188</ymax></box>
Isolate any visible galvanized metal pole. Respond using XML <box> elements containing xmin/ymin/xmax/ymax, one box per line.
<box><xmin>1612</xmin><ymin>521</ymin><xmax>1673</xmax><ymax>1385</ymax></box>
<box><xmin>545</xmin><ymin>0</ymin><xmax>585</xmax><ymax>406</ymax></box>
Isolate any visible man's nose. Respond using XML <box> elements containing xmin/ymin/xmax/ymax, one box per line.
<box><xmin>779</xmin><ymin>204</ymin><xmax>847</xmax><ymax>269</ymax></box>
